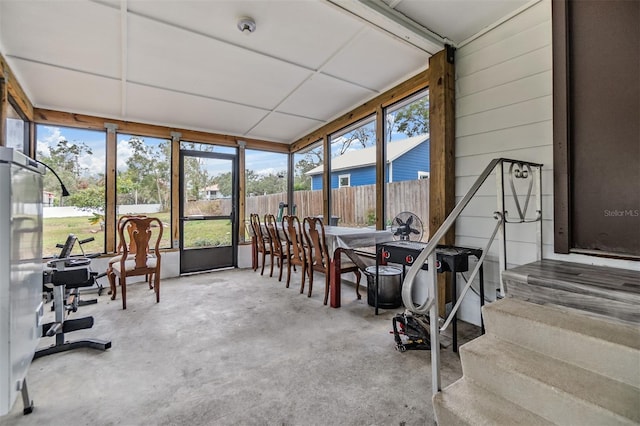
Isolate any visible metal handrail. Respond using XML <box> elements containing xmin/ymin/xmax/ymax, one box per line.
<box><xmin>399</xmin><ymin>158</ymin><xmax>543</xmax><ymax>395</ymax></box>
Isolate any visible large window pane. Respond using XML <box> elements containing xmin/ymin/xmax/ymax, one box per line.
<box><xmin>6</xmin><ymin>100</ymin><xmax>28</xmax><ymax>153</ymax></box>
<box><xmin>329</xmin><ymin>116</ymin><xmax>376</xmax><ymax>227</ymax></box>
<box><xmin>37</xmin><ymin>125</ymin><xmax>106</xmax><ymax>257</ymax></box>
<box><xmin>293</xmin><ymin>141</ymin><xmax>323</xmax><ymax>219</ymax></box>
<box><xmin>384</xmin><ymin>89</ymin><xmax>429</xmax><ymax>239</ymax></box>
<box><xmin>116</xmin><ymin>134</ymin><xmax>171</xmax><ymax>248</ymax></box>
<box><xmin>244</xmin><ymin>149</ymin><xmax>288</xmax><ymax>230</ymax></box>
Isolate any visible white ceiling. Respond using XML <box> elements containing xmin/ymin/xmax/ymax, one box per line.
<box><xmin>0</xmin><ymin>0</ymin><xmax>530</xmax><ymax>145</ymax></box>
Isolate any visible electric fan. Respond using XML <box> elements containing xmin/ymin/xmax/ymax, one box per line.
<box><xmin>390</xmin><ymin>211</ymin><xmax>424</xmax><ymax>241</ymax></box>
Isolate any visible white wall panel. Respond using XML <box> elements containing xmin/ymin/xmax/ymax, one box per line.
<box><xmin>453</xmin><ymin>1</ymin><xmax>552</xmax><ymax>325</ymax></box>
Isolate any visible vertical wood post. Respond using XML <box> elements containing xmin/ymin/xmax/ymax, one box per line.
<box><xmin>0</xmin><ymin>77</ymin><xmax>7</xmax><ymax>147</ymax></box>
<box><xmin>375</xmin><ymin>105</ymin><xmax>385</xmax><ymax>230</ymax></box>
<box><xmin>428</xmin><ymin>47</ymin><xmax>456</xmax><ymax>315</ymax></box>
<box><xmin>104</xmin><ymin>123</ymin><xmax>118</xmax><ymax>253</ymax></box>
<box><xmin>322</xmin><ymin>134</ymin><xmax>330</xmax><ymax>221</ymax></box>
<box><xmin>170</xmin><ymin>132</ymin><xmax>181</xmax><ymax>249</ymax></box>
<box><xmin>238</xmin><ymin>140</ymin><xmax>246</xmax><ymax>242</ymax></box>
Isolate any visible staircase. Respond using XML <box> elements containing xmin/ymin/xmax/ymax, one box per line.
<box><xmin>433</xmin><ymin>297</ymin><xmax>640</xmax><ymax>425</ymax></box>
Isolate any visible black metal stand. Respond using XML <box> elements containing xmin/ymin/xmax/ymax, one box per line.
<box><xmin>376</xmin><ymin>241</ymin><xmax>485</xmax><ymax>352</ymax></box>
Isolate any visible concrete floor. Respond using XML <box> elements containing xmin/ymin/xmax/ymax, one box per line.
<box><xmin>1</xmin><ymin>267</ymin><xmax>481</xmax><ymax>426</ymax></box>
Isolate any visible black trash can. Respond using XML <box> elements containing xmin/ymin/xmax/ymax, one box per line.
<box><xmin>365</xmin><ymin>265</ymin><xmax>403</xmax><ymax>309</ymax></box>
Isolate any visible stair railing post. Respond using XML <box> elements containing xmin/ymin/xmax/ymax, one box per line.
<box><xmin>496</xmin><ymin>160</ymin><xmax>507</xmax><ymax>297</ymax></box>
<box><xmin>428</xmin><ymin>251</ymin><xmax>441</xmax><ymax>395</ymax></box>
<box><xmin>535</xmin><ymin>165</ymin><xmax>543</xmax><ymax>261</ymax></box>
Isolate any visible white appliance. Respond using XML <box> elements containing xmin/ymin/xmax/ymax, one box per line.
<box><xmin>0</xmin><ymin>147</ymin><xmax>44</xmax><ymax>416</ymax></box>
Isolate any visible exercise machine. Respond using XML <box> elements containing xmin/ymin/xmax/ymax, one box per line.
<box><xmin>35</xmin><ymin>234</ymin><xmax>111</xmax><ymax>359</ymax></box>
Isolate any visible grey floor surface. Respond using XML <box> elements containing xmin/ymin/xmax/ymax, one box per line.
<box><xmin>1</xmin><ymin>267</ymin><xmax>481</xmax><ymax>426</ymax></box>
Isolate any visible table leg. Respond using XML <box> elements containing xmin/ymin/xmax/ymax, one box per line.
<box><xmin>329</xmin><ymin>251</ymin><xmax>342</xmax><ymax>308</ymax></box>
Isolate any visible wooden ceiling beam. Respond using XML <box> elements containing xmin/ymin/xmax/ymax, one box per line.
<box><xmin>32</xmin><ymin>108</ymin><xmax>289</xmax><ymax>153</ymax></box>
<box><xmin>0</xmin><ymin>54</ymin><xmax>34</xmax><ymax>121</ymax></box>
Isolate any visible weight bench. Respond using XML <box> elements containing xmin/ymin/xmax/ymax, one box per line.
<box><xmin>35</xmin><ymin>242</ymin><xmax>111</xmax><ymax>359</ymax></box>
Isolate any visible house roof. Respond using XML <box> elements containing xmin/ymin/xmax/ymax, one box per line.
<box><xmin>306</xmin><ymin>134</ymin><xmax>428</xmax><ymax>175</ymax></box>
<box><xmin>204</xmin><ymin>185</ymin><xmax>220</xmax><ymax>192</ymax></box>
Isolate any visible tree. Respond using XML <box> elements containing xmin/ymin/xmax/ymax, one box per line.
<box><xmin>38</xmin><ymin>138</ymin><xmax>98</xmax><ymax>207</ymax></box>
<box><xmin>392</xmin><ymin>96</ymin><xmax>430</xmax><ymax>138</ymax></box>
<box><xmin>334</xmin><ymin>125</ymin><xmax>375</xmax><ymax>156</ymax></box>
<box><xmin>118</xmin><ymin>137</ymin><xmax>171</xmax><ymax>210</ymax></box>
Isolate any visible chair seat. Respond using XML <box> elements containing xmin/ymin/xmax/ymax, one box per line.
<box><xmin>112</xmin><ymin>257</ymin><xmax>157</xmax><ymax>274</ymax></box>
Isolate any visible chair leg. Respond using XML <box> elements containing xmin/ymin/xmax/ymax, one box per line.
<box><xmin>301</xmin><ymin>263</ymin><xmax>308</xmax><ymax>294</ymax></box>
<box><xmin>278</xmin><ymin>257</ymin><xmax>284</xmax><ymax>282</ymax></box>
<box><xmin>260</xmin><ymin>251</ymin><xmax>266</xmax><ymax>276</ymax></box>
<box><xmin>108</xmin><ymin>269</ymin><xmax>117</xmax><ymax>300</ymax></box>
<box><xmin>148</xmin><ymin>273</ymin><xmax>153</xmax><ymax>289</ymax></box>
<box><xmin>269</xmin><ymin>251</ymin><xmax>275</xmax><ymax>278</ymax></box>
<box><xmin>355</xmin><ymin>270</ymin><xmax>362</xmax><ymax>300</ymax></box>
<box><xmin>155</xmin><ymin>272</ymin><xmax>160</xmax><ymax>303</ymax></box>
<box><xmin>120</xmin><ymin>276</ymin><xmax>127</xmax><ymax>310</ymax></box>
<box><xmin>306</xmin><ymin>266</ymin><xmax>313</xmax><ymax>297</ymax></box>
<box><xmin>323</xmin><ymin>271</ymin><xmax>330</xmax><ymax>305</ymax></box>
<box><xmin>286</xmin><ymin>260</ymin><xmax>292</xmax><ymax>288</ymax></box>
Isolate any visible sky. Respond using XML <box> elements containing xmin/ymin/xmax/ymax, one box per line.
<box><xmin>35</xmin><ymin>125</ymin><xmax>288</xmax><ymax>178</ymax></box>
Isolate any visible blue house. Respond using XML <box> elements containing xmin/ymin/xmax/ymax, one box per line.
<box><xmin>306</xmin><ymin>134</ymin><xmax>429</xmax><ymax>190</ymax></box>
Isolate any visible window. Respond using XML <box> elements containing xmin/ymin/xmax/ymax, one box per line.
<box><xmin>293</xmin><ymin>141</ymin><xmax>323</xmax><ymax>218</ymax></box>
<box><xmin>245</xmin><ymin>149</ymin><xmax>288</xmax><ymax>233</ymax></box>
<box><xmin>36</xmin><ymin>125</ymin><xmax>106</xmax><ymax>257</ymax></box>
<box><xmin>329</xmin><ymin>116</ymin><xmax>376</xmax><ymax>227</ymax></box>
<box><xmin>5</xmin><ymin>99</ymin><xmax>28</xmax><ymax>153</ymax></box>
<box><xmin>116</xmin><ymin>134</ymin><xmax>171</xmax><ymax>248</ymax></box>
<box><xmin>384</xmin><ymin>89</ymin><xmax>429</xmax><ymax>233</ymax></box>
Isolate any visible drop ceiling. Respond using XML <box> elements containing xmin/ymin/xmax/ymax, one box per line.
<box><xmin>0</xmin><ymin>0</ymin><xmax>530</xmax><ymax>145</ymax></box>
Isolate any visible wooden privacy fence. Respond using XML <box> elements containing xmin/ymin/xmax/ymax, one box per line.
<box><xmin>245</xmin><ymin>178</ymin><xmax>429</xmax><ymax>230</ymax></box>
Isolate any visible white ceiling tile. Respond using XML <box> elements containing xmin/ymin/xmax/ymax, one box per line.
<box><xmin>127</xmin><ymin>0</ymin><xmax>365</xmax><ymax>70</ymax></box>
<box><xmin>247</xmin><ymin>112</ymin><xmax>323</xmax><ymax>143</ymax></box>
<box><xmin>127</xmin><ymin>14</ymin><xmax>312</xmax><ymax>110</ymax></box>
<box><xmin>0</xmin><ymin>1</ymin><xmax>121</xmax><ymax>78</ymax></box>
<box><xmin>392</xmin><ymin>0</ymin><xmax>530</xmax><ymax>43</ymax></box>
<box><xmin>322</xmin><ymin>28</ymin><xmax>429</xmax><ymax>90</ymax></box>
<box><xmin>9</xmin><ymin>58</ymin><xmax>121</xmax><ymax>117</ymax></box>
<box><xmin>277</xmin><ymin>73</ymin><xmax>375</xmax><ymax>121</ymax></box>
<box><xmin>126</xmin><ymin>83</ymin><xmax>269</xmax><ymax>137</ymax></box>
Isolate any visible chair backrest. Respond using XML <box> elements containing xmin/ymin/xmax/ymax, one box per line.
<box><xmin>117</xmin><ymin>214</ymin><xmax>147</xmax><ymax>253</ymax></box>
<box><xmin>264</xmin><ymin>214</ymin><xmax>282</xmax><ymax>256</ymax></box>
<box><xmin>282</xmin><ymin>215</ymin><xmax>305</xmax><ymax>262</ymax></box>
<box><xmin>250</xmin><ymin>213</ymin><xmax>268</xmax><ymax>251</ymax></box>
<box><xmin>119</xmin><ymin>216</ymin><xmax>163</xmax><ymax>270</ymax></box>
<box><xmin>303</xmin><ymin>216</ymin><xmax>329</xmax><ymax>269</ymax></box>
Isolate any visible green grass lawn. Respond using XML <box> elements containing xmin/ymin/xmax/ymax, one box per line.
<box><xmin>43</xmin><ymin>213</ymin><xmax>231</xmax><ymax>257</ymax></box>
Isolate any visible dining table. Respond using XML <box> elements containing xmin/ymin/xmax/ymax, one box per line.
<box><xmin>322</xmin><ymin>226</ymin><xmax>394</xmax><ymax>308</ymax></box>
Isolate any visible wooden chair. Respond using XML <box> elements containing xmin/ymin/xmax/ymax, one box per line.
<box><xmin>106</xmin><ymin>214</ymin><xmax>150</xmax><ymax>295</ymax></box>
<box><xmin>264</xmin><ymin>214</ymin><xmax>288</xmax><ymax>281</ymax></box>
<box><xmin>303</xmin><ymin>216</ymin><xmax>361</xmax><ymax>304</ymax></box>
<box><xmin>282</xmin><ymin>215</ymin><xmax>307</xmax><ymax>291</ymax></box>
<box><xmin>250</xmin><ymin>213</ymin><xmax>271</xmax><ymax>275</ymax></box>
<box><xmin>110</xmin><ymin>216</ymin><xmax>163</xmax><ymax>310</ymax></box>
